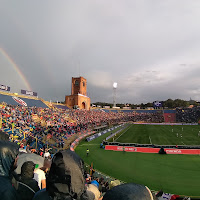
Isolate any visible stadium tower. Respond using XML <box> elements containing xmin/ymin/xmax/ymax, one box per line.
<box><xmin>65</xmin><ymin>77</ymin><xmax>90</xmax><ymax>110</ymax></box>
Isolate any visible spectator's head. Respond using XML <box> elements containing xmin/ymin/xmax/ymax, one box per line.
<box><xmin>109</xmin><ymin>179</ymin><xmax>120</xmax><ymax>189</ymax></box>
<box><xmin>21</xmin><ymin>161</ymin><xmax>35</xmax><ymax>179</ymax></box>
<box><xmin>46</xmin><ymin>149</ymin><xmax>86</xmax><ymax>199</ymax></box>
<box><xmin>103</xmin><ymin>183</ymin><xmax>154</xmax><ymax>200</ymax></box>
<box><xmin>0</xmin><ymin>130</ymin><xmax>9</xmax><ymax>141</ymax></box>
<box><xmin>0</xmin><ymin>140</ymin><xmax>19</xmax><ymax>176</ymax></box>
<box><xmin>40</xmin><ymin>158</ymin><xmax>51</xmax><ymax>173</ymax></box>
<box><xmin>87</xmin><ymin>183</ymin><xmax>101</xmax><ymax>200</ymax></box>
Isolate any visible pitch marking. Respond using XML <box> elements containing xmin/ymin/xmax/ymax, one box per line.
<box><xmin>149</xmin><ymin>136</ymin><xmax>152</xmax><ymax>144</ymax></box>
<box><xmin>115</xmin><ymin>125</ymin><xmax>132</xmax><ymax>142</ymax></box>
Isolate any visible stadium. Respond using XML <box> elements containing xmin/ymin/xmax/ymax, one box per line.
<box><xmin>0</xmin><ymin>78</ymin><xmax>200</xmax><ymax>200</ymax></box>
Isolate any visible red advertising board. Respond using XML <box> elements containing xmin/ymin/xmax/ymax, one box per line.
<box><xmin>105</xmin><ymin>145</ymin><xmax>200</xmax><ymax>155</ymax></box>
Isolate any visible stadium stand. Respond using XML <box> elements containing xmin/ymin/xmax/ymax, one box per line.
<box><xmin>0</xmin><ymin>93</ymin><xmax>48</xmax><ymax>108</ymax></box>
<box><xmin>176</xmin><ymin>107</ymin><xmax>200</xmax><ymax>123</ymax></box>
<box><xmin>53</xmin><ymin>104</ymin><xmax>70</xmax><ymax>110</ymax></box>
<box><xmin>163</xmin><ymin>110</ymin><xmax>176</xmax><ymax>123</ymax></box>
<box><xmin>120</xmin><ymin>109</ymin><xmax>134</xmax><ymax>113</ymax></box>
<box><xmin>1</xmin><ymin>100</ymin><xmax>200</xmax><ymax>199</ymax></box>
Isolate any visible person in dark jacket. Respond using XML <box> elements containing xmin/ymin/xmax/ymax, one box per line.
<box><xmin>0</xmin><ymin>140</ymin><xmax>19</xmax><ymax>200</ymax></box>
<box><xmin>17</xmin><ymin>161</ymin><xmax>40</xmax><ymax>200</ymax></box>
<box><xmin>102</xmin><ymin>183</ymin><xmax>154</xmax><ymax>200</ymax></box>
<box><xmin>33</xmin><ymin>149</ymin><xmax>94</xmax><ymax>200</ymax></box>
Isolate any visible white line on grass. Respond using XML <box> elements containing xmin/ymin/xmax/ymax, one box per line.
<box><xmin>149</xmin><ymin>136</ymin><xmax>152</xmax><ymax>144</ymax></box>
<box><xmin>115</xmin><ymin>125</ymin><xmax>132</xmax><ymax>142</ymax></box>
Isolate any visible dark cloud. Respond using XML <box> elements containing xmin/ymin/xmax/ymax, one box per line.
<box><xmin>1</xmin><ymin>1</ymin><xmax>200</xmax><ymax>103</ymax></box>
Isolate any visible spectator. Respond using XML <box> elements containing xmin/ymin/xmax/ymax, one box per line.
<box><xmin>43</xmin><ymin>149</ymin><xmax>51</xmax><ymax>159</ymax></box>
<box><xmin>17</xmin><ymin>161</ymin><xmax>40</xmax><ymax>200</ymax></box>
<box><xmin>33</xmin><ymin>149</ymin><xmax>93</xmax><ymax>200</ymax></box>
<box><xmin>0</xmin><ymin>140</ymin><xmax>19</xmax><ymax>200</ymax></box>
<box><xmin>102</xmin><ymin>183</ymin><xmax>154</xmax><ymax>200</ymax></box>
<box><xmin>87</xmin><ymin>180</ymin><xmax>101</xmax><ymax>200</ymax></box>
<box><xmin>0</xmin><ymin>130</ymin><xmax>9</xmax><ymax>141</ymax></box>
<box><xmin>109</xmin><ymin>179</ymin><xmax>120</xmax><ymax>189</ymax></box>
<box><xmin>40</xmin><ymin>159</ymin><xmax>51</xmax><ymax>175</ymax></box>
<box><xmin>34</xmin><ymin>164</ymin><xmax>46</xmax><ymax>189</ymax></box>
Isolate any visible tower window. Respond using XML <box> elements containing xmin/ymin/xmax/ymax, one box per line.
<box><xmin>75</xmin><ymin>80</ymin><xmax>79</xmax><ymax>86</ymax></box>
<box><xmin>83</xmin><ymin>81</ymin><xmax>85</xmax><ymax>87</ymax></box>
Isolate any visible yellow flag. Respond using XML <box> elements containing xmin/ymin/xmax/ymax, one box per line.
<box><xmin>12</xmin><ymin>123</ymin><xmax>15</xmax><ymax>133</ymax></box>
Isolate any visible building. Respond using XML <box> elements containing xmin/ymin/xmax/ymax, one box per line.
<box><xmin>65</xmin><ymin>77</ymin><xmax>90</xmax><ymax>110</ymax></box>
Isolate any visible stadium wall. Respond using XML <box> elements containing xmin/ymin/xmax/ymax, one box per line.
<box><xmin>105</xmin><ymin>145</ymin><xmax>200</xmax><ymax>154</ymax></box>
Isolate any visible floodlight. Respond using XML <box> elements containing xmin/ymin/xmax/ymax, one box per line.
<box><xmin>113</xmin><ymin>82</ymin><xmax>118</xmax><ymax>88</ymax></box>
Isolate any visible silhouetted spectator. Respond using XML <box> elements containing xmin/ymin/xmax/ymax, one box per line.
<box><xmin>0</xmin><ymin>141</ymin><xmax>19</xmax><ymax>200</ymax></box>
<box><xmin>102</xmin><ymin>183</ymin><xmax>154</xmax><ymax>200</ymax></box>
<box><xmin>0</xmin><ymin>130</ymin><xmax>9</xmax><ymax>141</ymax></box>
<box><xmin>17</xmin><ymin>161</ymin><xmax>40</xmax><ymax>200</ymax></box>
<box><xmin>33</xmin><ymin>149</ymin><xmax>93</xmax><ymax>200</ymax></box>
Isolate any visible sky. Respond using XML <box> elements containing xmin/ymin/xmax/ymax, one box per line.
<box><xmin>1</xmin><ymin>0</ymin><xmax>200</xmax><ymax>104</ymax></box>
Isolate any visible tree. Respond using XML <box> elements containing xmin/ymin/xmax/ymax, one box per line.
<box><xmin>164</xmin><ymin>99</ymin><xmax>174</xmax><ymax>108</ymax></box>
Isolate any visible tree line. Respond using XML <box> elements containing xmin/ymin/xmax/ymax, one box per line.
<box><xmin>92</xmin><ymin>99</ymin><xmax>199</xmax><ymax>109</ymax></box>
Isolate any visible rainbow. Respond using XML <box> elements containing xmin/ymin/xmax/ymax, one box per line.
<box><xmin>0</xmin><ymin>48</ymin><xmax>32</xmax><ymax>91</ymax></box>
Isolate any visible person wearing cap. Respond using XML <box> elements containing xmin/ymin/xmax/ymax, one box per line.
<box><xmin>17</xmin><ymin>161</ymin><xmax>40</xmax><ymax>200</ymax></box>
<box><xmin>0</xmin><ymin>140</ymin><xmax>20</xmax><ymax>200</ymax></box>
<box><xmin>34</xmin><ymin>163</ymin><xmax>46</xmax><ymax>189</ymax></box>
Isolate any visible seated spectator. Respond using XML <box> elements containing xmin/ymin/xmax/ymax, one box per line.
<box><xmin>43</xmin><ymin>149</ymin><xmax>50</xmax><ymax>159</ymax></box>
<box><xmin>109</xmin><ymin>179</ymin><xmax>120</xmax><ymax>189</ymax></box>
<box><xmin>33</xmin><ymin>149</ymin><xmax>94</xmax><ymax>200</ymax></box>
<box><xmin>87</xmin><ymin>180</ymin><xmax>101</xmax><ymax>200</ymax></box>
<box><xmin>0</xmin><ymin>140</ymin><xmax>19</xmax><ymax>200</ymax></box>
<box><xmin>102</xmin><ymin>183</ymin><xmax>154</xmax><ymax>200</ymax></box>
<box><xmin>17</xmin><ymin>161</ymin><xmax>40</xmax><ymax>200</ymax></box>
<box><xmin>156</xmin><ymin>190</ymin><xmax>180</xmax><ymax>200</ymax></box>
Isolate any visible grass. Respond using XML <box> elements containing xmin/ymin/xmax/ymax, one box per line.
<box><xmin>75</xmin><ymin>124</ymin><xmax>200</xmax><ymax>196</ymax></box>
<box><xmin>116</xmin><ymin>124</ymin><xmax>200</xmax><ymax>145</ymax></box>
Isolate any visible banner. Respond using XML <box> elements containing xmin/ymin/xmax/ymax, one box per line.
<box><xmin>153</xmin><ymin>101</ymin><xmax>163</xmax><ymax>108</ymax></box>
<box><xmin>0</xmin><ymin>84</ymin><xmax>10</xmax><ymax>91</ymax></box>
<box><xmin>21</xmin><ymin>89</ymin><xmax>37</xmax><ymax>97</ymax></box>
<box><xmin>86</xmin><ymin>125</ymin><xmax>122</xmax><ymax>142</ymax></box>
<box><xmin>105</xmin><ymin>145</ymin><xmax>200</xmax><ymax>155</ymax></box>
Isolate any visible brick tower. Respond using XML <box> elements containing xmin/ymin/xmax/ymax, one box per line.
<box><xmin>65</xmin><ymin>77</ymin><xmax>90</xmax><ymax>110</ymax></box>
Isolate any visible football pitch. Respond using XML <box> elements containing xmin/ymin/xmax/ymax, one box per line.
<box><xmin>75</xmin><ymin>124</ymin><xmax>200</xmax><ymax>196</ymax></box>
<box><xmin>115</xmin><ymin>124</ymin><xmax>200</xmax><ymax>145</ymax></box>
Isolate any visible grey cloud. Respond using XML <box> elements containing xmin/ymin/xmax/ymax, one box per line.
<box><xmin>1</xmin><ymin>1</ymin><xmax>200</xmax><ymax>103</ymax></box>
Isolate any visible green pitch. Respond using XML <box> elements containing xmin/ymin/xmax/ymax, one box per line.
<box><xmin>115</xmin><ymin>124</ymin><xmax>200</xmax><ymax>145</ymax></box>
<box><xmin>75</xmin><ymin>124</ymin><xmax>200</xmax><ymax>197</ymax></box>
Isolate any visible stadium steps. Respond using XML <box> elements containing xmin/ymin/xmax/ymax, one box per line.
<box><xmin>41</xmin><ymin>100</ymin><xmax>53</xmax><ymax>108</ymax></box>
<box><xmin>53</xmin><ymin>103</ymin><xmax>70</xmax><ymax>110</ymax></box>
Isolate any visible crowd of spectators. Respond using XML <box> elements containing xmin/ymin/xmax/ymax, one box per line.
<box><xmin>0</xmin><ymin>105</ymin><xmax>165</xmax><ymax>144</ymax></box>
<box><xmin>0</xmin><ymin>133</ymin><xmax>157</xmax><ymax>200</ymax></box>
<box><xmin>0</xmin><ymin>104</ymin><xmax>197</xmax><ymax>199</ymax></box>
<box><xmin>176</xmin><ymin>107</ymin><xmax>200</xmax><ymax>123</ymax></box>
